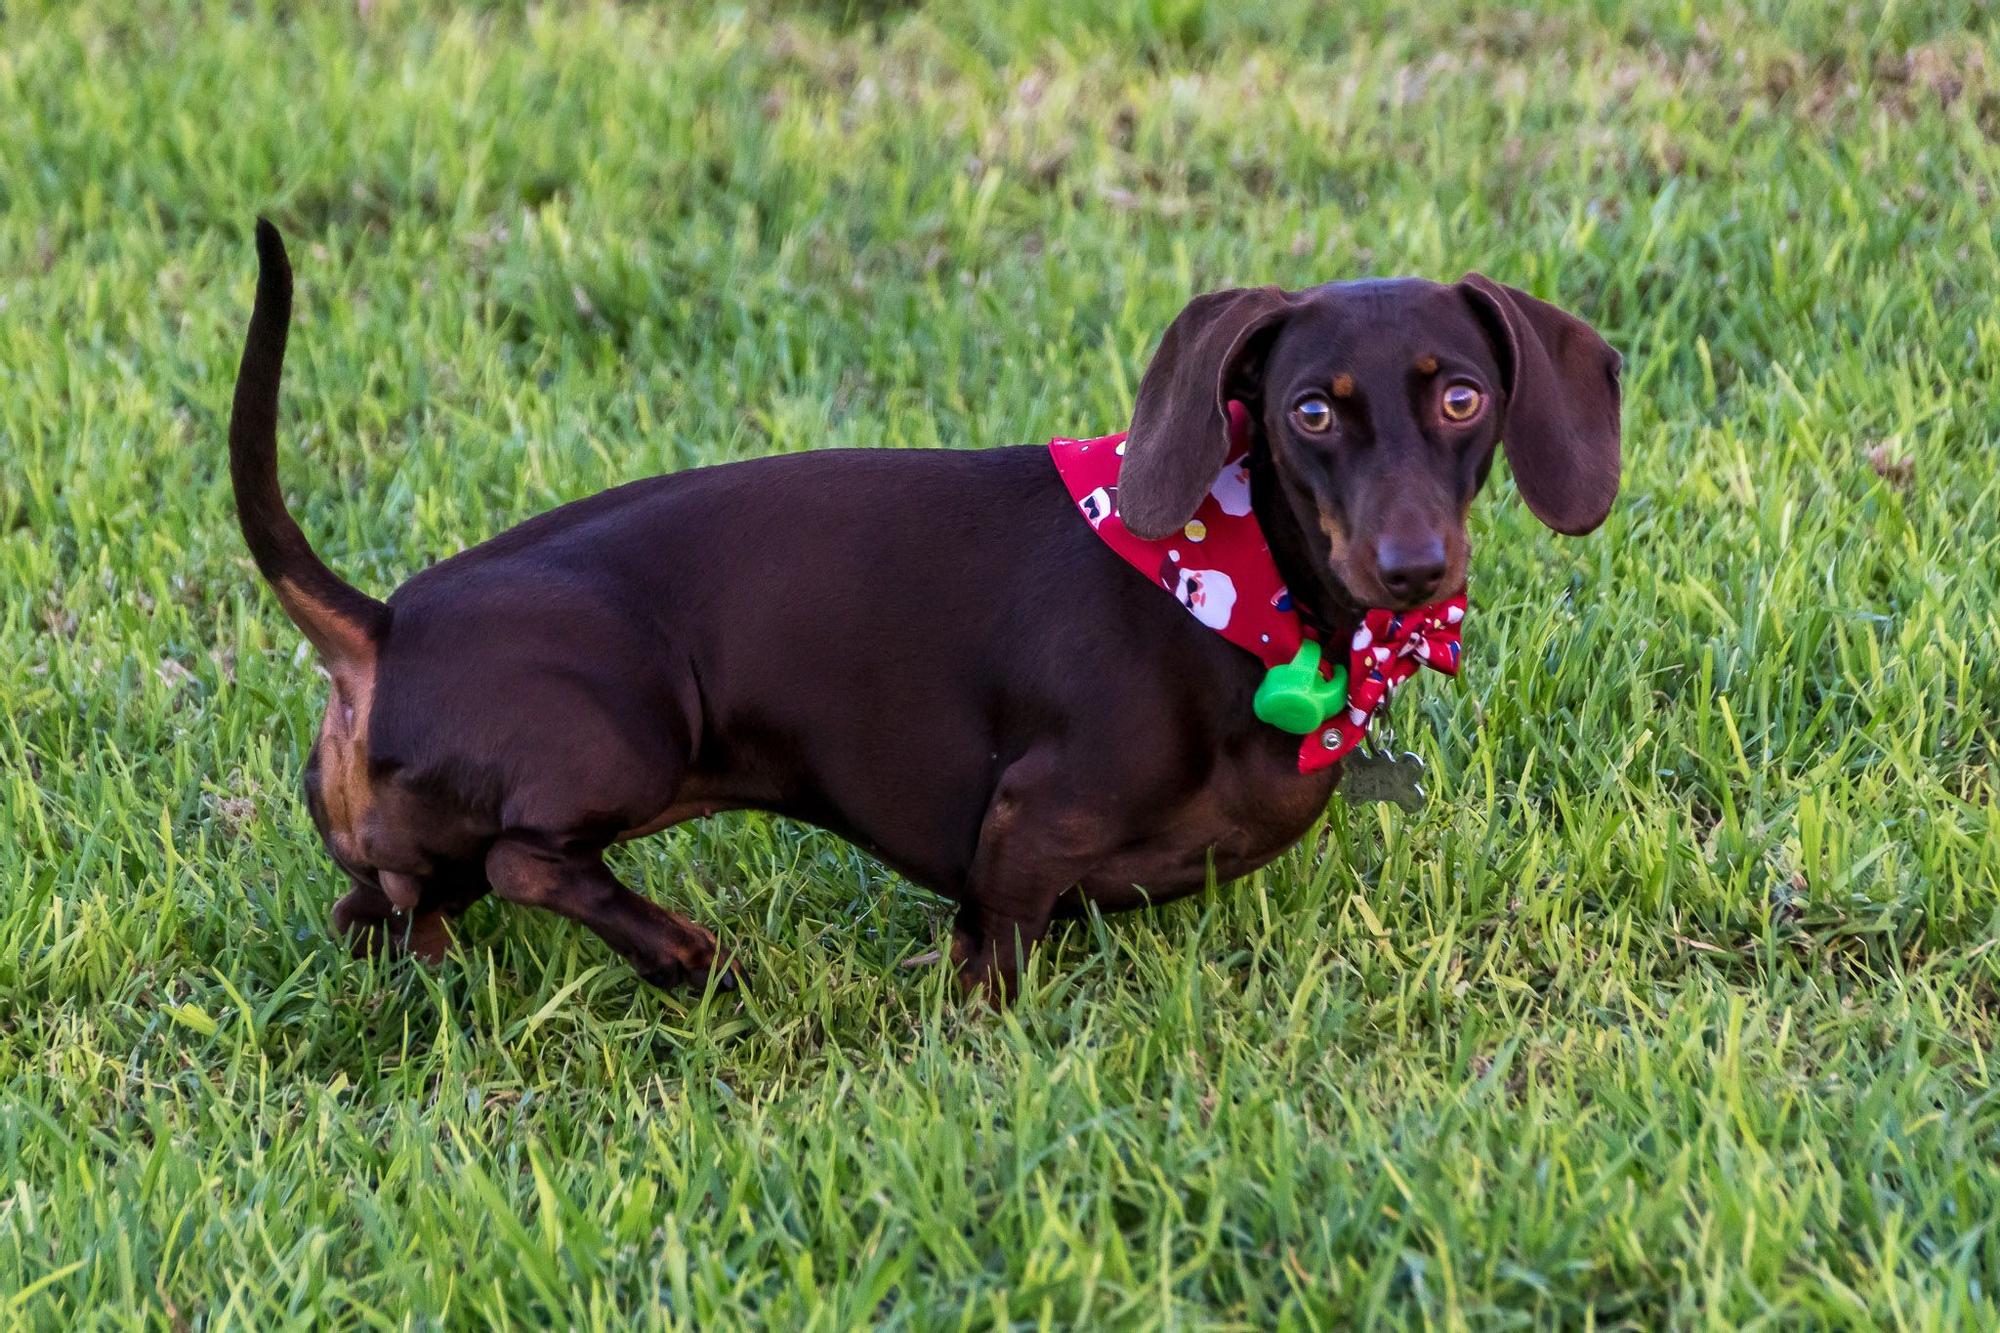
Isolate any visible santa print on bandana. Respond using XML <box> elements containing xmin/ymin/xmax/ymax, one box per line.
<box><xmin>1048</xmin><ymin>401</ymin><xmax>1466</xmax><ymax>775</ymax></box>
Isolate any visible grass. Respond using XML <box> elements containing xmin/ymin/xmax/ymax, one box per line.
<box><xmin>3</xmin><ymin>0</ymin><xmax>2000</xmax><ymax>1325</ymax></box>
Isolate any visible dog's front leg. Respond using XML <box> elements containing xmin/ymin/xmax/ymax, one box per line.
<box><xmin>955</xmin><ymin>753</ymin><xmax>1104</xmax><ymax>1003</ymax></box>
<box><xmin>484</xmin><ymin>837</ymin><xmax>736</xmax><ymax>993</ymax></box>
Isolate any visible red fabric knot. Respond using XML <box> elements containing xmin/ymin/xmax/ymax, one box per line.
<box><xmin>1048</xmin><ymin>401</ymin><xmax>1466</xmax><ymax>774</ymax></box>
<box><xmin>1309</xmin><ymin>593</ymin><xmax>1465</xmax><ymax>769</ymax></box>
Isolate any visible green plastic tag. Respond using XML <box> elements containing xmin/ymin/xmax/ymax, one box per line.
<box><xmin>1253</xmin><ymin>640</ymin><xmax>1349</xmax><ymax>734</ymax></box>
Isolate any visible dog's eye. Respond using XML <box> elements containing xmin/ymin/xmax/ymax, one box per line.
<box><xmin>1440</xmin><ymin>383</ymin><xmax>1484</xmax><ymax>423</ymax></box>
<box><xmin>1293</xmin><ymin>395</ymin><xmax>1334</xmax><ymax>434</ymax></box>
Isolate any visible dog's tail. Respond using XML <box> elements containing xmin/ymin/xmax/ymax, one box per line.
<box><xmin>229</xmin><ymin>219</ymin><xmax>389</xmax><ymax>675</ymax></box>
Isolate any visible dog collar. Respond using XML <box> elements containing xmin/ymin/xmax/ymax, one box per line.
<box><xmin>1049</xmin><ymin>402</ymin><xmax>1465</xmax><ymax>773</ymax></box>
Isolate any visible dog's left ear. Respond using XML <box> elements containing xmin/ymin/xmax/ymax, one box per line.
<box><xmin>1458</xmin><ymin>274</ymin><xmax>1623</xmax><ymax>536</ymax></box>
<box><xmin>1120</xmin><ymin>286</ymin><xmax>1295</xmax><ymax>539</ymax></box>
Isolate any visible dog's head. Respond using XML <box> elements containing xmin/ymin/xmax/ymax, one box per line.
<box><xmin>1116</xmin><ymin>276</ymin><xmax>1621</xmax><ymax>612</ymax></box>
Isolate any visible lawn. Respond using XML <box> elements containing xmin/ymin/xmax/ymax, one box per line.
<box><xmin>4</xmin><ymin>0</ymin><xmax>2000</xmax><ymax>1326</ymax></box>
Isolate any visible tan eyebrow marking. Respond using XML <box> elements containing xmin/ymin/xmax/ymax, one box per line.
<box><xmin>1330</xmin><ymin>373</ymin><xmax>1355</xmax><ymax>399</ymax></box>
<box><xmin>1415</xmin><ymin>355</ymin><xmax>1439</xmax><ymax>375</ymax></box>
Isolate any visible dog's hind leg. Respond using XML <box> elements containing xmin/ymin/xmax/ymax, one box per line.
<box><xmin>485</xmin><ymin>836</ymin><xmax>736</xmax><ymax>993</ymax></box>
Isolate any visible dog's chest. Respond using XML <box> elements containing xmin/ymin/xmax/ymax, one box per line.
<box><xmin>1196</xmin><ymin>746</ymin><xmax>1340</xmax><ymax>866</ymax></box>
<box><xmin>1074</xmin><ymin>745</ymin><xmax>1337</xmax><ymax>907</ymax></box>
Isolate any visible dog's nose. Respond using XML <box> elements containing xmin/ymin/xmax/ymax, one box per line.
<box><xmin>1375</xmin><ymin>534</ymin><xmax>1447</xmax><ymax>603</ymax></box>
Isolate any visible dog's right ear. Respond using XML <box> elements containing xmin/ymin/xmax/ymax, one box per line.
<box><xmin>1119</xmin><ymin>286</ymin><xmax>1294</xmax><ymax>539</ymax></box>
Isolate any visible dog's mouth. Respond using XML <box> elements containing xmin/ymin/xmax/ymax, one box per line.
<box><xmin>1332</xmin><ymin>549</ymin><xmax>1468</xmax><ymax>614</ymax></box>
<box><xmin>1297</xmin><ymin>489</ymin><xmax>1467</xmax><ymax>615</ymax></box>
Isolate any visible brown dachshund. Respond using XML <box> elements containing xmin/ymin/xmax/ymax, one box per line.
<box><xmin>228</xmin><ymin>220</ymin><xmax>1620</xmax><ymax>1000</ymax></box>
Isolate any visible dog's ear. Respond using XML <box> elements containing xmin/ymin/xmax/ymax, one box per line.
<box><xmin>1458</xmin><ymin>274</ymin><xmax>1623</xmax><ymax>536</ymax></box>
<box><xmin>1120</xmin><ymin>286</ymin><xmax>1294</xmax><ymax>539</ymax></box>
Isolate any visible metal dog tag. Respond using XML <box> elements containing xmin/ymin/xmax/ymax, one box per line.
<box><xmin>1340</xmin><ymin>749</ymin><xmax>1429</xmax><ymax>812</ymax></box>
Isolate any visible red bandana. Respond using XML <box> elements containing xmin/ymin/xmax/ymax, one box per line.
<box><xmin>1049</xmin><ymin>401</ymin><xmax>1466</xmax><ymax>773</ymax></box>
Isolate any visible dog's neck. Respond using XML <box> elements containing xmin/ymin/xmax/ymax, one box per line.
<box><xmin>1245</xmin><ymin>436</ymin><xmax>1362</xmax><ymax>639</ymax></box>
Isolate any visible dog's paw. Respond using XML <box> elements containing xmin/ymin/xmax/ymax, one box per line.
<box><xmin>332</xmin><ymin>887</ymin><xmax>392</xmax><ymax>953</ymax></box>
<box><xmin>332</xmin><ymin>889</ymin><xmax>452</xmax><ymax>964</ymax></box>
<box><xmin>640</xmin><ymin>944</ymin><xmax>743</xmax><ymax>996</ymax></box>
<box><xmin>399</xmin><ymin>912</ymin><xmax>454</xmax><ymax>965</ymax></box>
